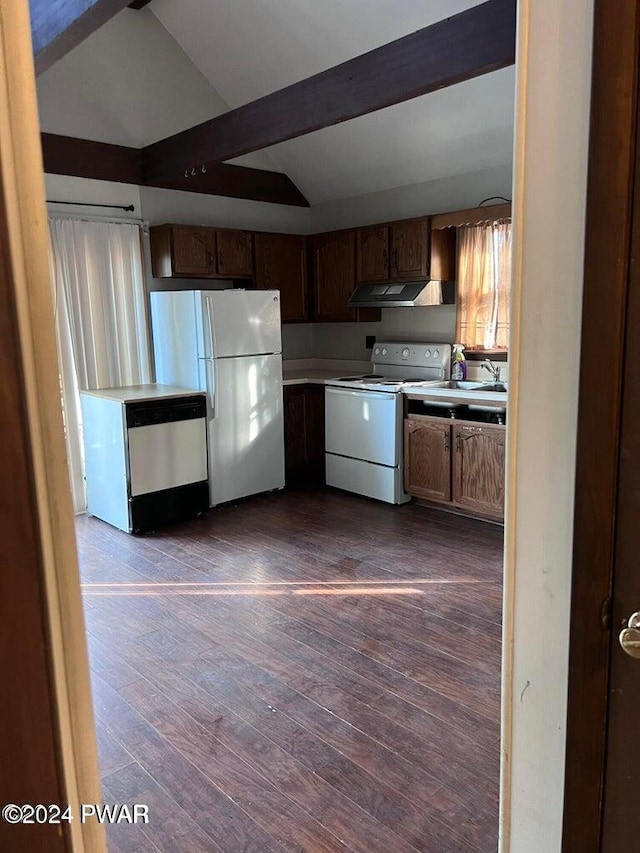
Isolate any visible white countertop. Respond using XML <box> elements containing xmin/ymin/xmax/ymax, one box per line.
<box><xmin>403</xmin><ymin>383</ymin><xmax>508</xmax><ymax>408</ymax></box>
<box><xmin>80</xmin><ymin>384</ymin><xmax>204</xmax><ymax>403</ymax></box>
<box><xmin>282</xmin><ymin>358</ymin><xmax>370</xmax><ymax>387</ymax></box>
<box><xmin>282</xmin><ymin>369</ymin><xmax>353</xmax><ymax>386</ymax></box>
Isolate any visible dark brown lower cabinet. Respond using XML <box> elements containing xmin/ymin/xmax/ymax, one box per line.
<box><xmin>404</xmin><ymin>414</ymin><xmax>505</xmax><ymax>521</ymax></box>
<box><xmin>283</xmin><ymin>384</ymin><xmax>325</xmax><ymax>485</ymax></box>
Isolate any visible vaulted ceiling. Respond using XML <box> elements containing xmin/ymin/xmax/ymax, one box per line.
<box><xmin>36</xmin><ymin>1</ymin><xmax>515</xmax><ymax>205</ymax></box>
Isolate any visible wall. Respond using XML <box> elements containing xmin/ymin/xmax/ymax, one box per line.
<box><xmin>140</xmin><ymin>185</ymin><xmax>312</xmax><ymax>232</ymax></box>
<box><xmin>310</xmin><ymin>305</ymin><xmax>456</xmax><ymax>362</ymax></box>
<box><xmin>309</xmin><ymin>163</ymin><xmax>512</xmax><ymax>232</ymax></box>
<box><xmin>36</xmin><ymin>7</ymin><xmax>274</xmax><ymax>172</ymax></box>
<box><xmin>47</xmin><ymin>173</ymin><xmax>500</xmax><ymax>363</ymax></box>
<box><xmin>281</xmin><ymin>325</ymin><xmax>314</xmax><ymax>360</ymax></box>
<box><xmin>141</xmin><ymin>185</ymin><xmax>313</xmax><ymax>296</ymax></box>
<box><xmin>305</xmin><ymin>163</ymin><xmax>511</xmax><ymax>360</ymax></box>
<box><xmin>502</xmin><ymin>0</ymin><xmax>594</xmax><ymax>850</ymax></box>
<box><xmin>45</xmin><ymin>174</ymin><xmax>141</xmax><ymax>220</ymax></box>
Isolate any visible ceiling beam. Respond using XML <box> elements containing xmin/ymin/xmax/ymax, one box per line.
<box><xmin>40</xmin><ymin>133</ymin><xmax>310</xmax><ymax>207</ymax></box>
<box><xmin>41</xmin><ymin>133</ymin><xmax>141</xmax><ymax>183</ymax></box>
<box><xmin>30</xmin><ymin>0</ymin><xmax>131</xmax><ymax>76</ymax></box>
<box><xmin>142</xmin><ymin>0</ymin><xmax>516</xmax><ymax>183</ymax></box>
<box><xmin>151</xmin><ymin>163</ymin><xmax>310</xmax><ymax>207</ymax></box>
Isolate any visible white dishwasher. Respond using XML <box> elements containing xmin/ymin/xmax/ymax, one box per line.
<box><xmin>81</xmin><ymin>385</ymin><xmax>208</xmax><ymax>533</ymax></box>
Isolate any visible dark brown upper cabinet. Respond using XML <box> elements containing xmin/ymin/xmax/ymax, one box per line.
<box><xmin>356</xmin><ymin>217</ymin><xmax>456</xmax><ymax>284</ymax></box>
<box><xmin>216</xmin><ymin>229</ymin><xmax>253</xmax><ymax>277</ymax></box>
<box><xmin>356</xmin><ymin>225</ymin><xmax>390</xmax><ymax>282</ymax></box>
<box><xmin>429</xmin><ymin>228</ymin><xmax>457</xmax><ymax>282</ymax></box>
<box><xmin>151</xmin><ymin>225</ymin><xmax>215</xmax><ymax>277</ymax></box>
<box><xmin>312</xmin><ymin>230</ymin><xmax>357</xmax><ymax>322</ymax></box>
<box><xmin>255</xmin><ymin>233</ymin><xmax>308</xmax><ymax>323</ymax></box>
<box><xmin>150</xmin><ymin>224</ymin><xmax>253</xmax><ymax>278</ymax></box>
<box><xmin>390</xmin><ymin>217</ymin><xmax>429</xmax><ymax>280</ymax></box>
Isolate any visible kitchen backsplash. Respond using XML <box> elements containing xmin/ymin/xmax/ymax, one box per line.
<box><xmin>281</xmin><ymin>324</ymin><xmax>314</xmax><ymax>359</ymax></box>
<box><xmin>281</xmin><ymin>310</ymin><xmax>509</xmax><ymax>381</ymax></box>
<box><xmin>282</xmin><ymin>305</ymin><xmax>457</xmax><ymax>362</ymax></box>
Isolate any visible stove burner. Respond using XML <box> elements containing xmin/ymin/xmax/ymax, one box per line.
<box><xmin>337</xmin><ymin>374</ymin><xmax>384</xmax><ymax>381</ymax></box>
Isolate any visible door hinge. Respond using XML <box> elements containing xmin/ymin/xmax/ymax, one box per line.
<box><xmin>600</xmin><ymin>596</ymin><xmax>613</xmax><ymax>631</ymax></box>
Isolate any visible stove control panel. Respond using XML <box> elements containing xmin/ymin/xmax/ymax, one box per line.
<box><xmin>372</xmin><ymin>342</ymin><xmax>451</xmax><ymax>370</ymax></box>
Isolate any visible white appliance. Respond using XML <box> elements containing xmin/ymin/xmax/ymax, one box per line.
<box><xmin>325</xmin><ymin>342</ymin><xmax>451</xmax><ymax>504</ymax></box>
<box><xmin>81</xmin><ymin>385</ymin><xmax>208</xmax><ymax>533</ymax></box>
<box><xmin>150</xmin><ymin>289</ymin><xmax>285</xmax><ymax>507</ymax></box>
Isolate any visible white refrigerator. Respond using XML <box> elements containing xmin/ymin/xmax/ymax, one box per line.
<box><xmin>150</xmin><ymin>289</ymin><xmax>285</xmax><ymax>507</ymax></box>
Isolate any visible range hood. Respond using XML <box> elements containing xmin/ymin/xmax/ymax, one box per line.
<box><xmin>347</xmin><ymin>279</ymin><xmax>455</xmax><ymax>309</ymax></box>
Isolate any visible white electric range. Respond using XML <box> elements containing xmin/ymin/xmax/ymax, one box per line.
<box><xmin>325</xmin><ymin>342</ymin><xmax>452</xmax><ymax>504</ymax></box>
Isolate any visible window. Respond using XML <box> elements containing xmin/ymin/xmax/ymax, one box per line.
<box><xmin>456</xmin><ymin>220</ymin><xmax>512</xmax><ymax>350</ymax></box>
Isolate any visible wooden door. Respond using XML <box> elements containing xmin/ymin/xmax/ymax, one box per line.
<box><xmin>452</xmin><ymin>424</ymin><xmax>505</xmax><ymax>519</ymax></box>
<box><xmin>390</xmin><ymin>218</ymin><xmax>428</xmax><ymax>280</ymax></box>
<box><xmin>356</xmin><ymin>225</ymin><xmax>389</xmax><ymax>282</ymax></box>
<box><xmin>563</xmin><ymin>3</ymin><xmax>640</xmax><ymax>849</ymax></box>
<box><xmin>600</xmin><ymin>190</ymin><xmax>640</xmax><ymax>846</ymax></box>
<box><xmin>312</xmin><ymin>231</ymin><xmax>356</xmax><ymax>322</ymax></box>
<box><xmin>255</xmin><ymin>233</ymin><xmax>308</xmax><ymax>322</ymax></box>
<box><xmin>599</xmin><ymin>23</ymin><xmax>640</xmax><ymax>845</ymax></box>
<box><xmin>171</xmin><ymin>226</ymin><xmax>215</xmax><ymax>276</ymax></box>
<box><xmin>216</xmin><ymin>229</ymin><xmax>253</xmax><ymax>277</ymax></box>
<box><xmin>404</xmin><ymin>417</ymin><xmax>451</xmax><ymax>502</ymax></box>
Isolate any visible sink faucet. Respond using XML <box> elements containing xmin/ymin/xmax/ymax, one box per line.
<box><xmin>481</xmin><ymin>359</ymin><xmax>501</xmax><ymax>382</ymax></box>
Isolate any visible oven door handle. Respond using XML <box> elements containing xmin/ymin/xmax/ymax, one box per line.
<box><xmin>325</xmin><ymin>387</ymin><xmax>396</xmax><ymax>402</ymax></box>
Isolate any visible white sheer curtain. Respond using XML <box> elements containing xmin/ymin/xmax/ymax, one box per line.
<box><xmin>456</xmin><ymin>220</ymin><xmax>512</xmax><ymax>350</ymax></box>
<box><xmin>48</xmin><ymin>217</ymin><xmax>152</xmax><ymax>512</ymax></box>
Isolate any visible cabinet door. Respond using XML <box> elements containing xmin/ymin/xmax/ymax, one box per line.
<box><xmin>304</xmin><ymin>385</ymin><xmax>325</xmax><ymax>482</ymax></box>
<box><xmin>255</xmin><ymin>233</ymin><xmax>308</xmax><ymax>322</ymax></box>
<box><xmin>453</xmin><ymin>424</ymin><xmax>505</xmax><ymax>519</ymax></box>
<box><xmin>283</xmin><ymin>386</ymin><xmax>307</xmax><ymax>483</ymax></box>
<box><xmin>312</xmin><ymin>231</ymin><xmax>356</xmax><ymax>322</ymax></box>
<box><xmin>390</xmin><ymin>218</ymin><xmax>428</xmax><ymax>280</ymax></box>
<box><xmin>171</xmin><ymin>226</ymin><xmax>215</xmax><ymax>276</ymax></box>
<box><xmin>216</xmin><ymin>229</ymin><xmax>254</xmax><ymax>277</ymax></box>
<box><xmin>404</xmin><ymin>417</ymin><xmax>451</xmax><ymax>502</ymax></box>
<box><xmin>429</xmin><ymin>227</ymin><xmax>457</xmax><ymax>281</ymax></box>
<box><xmin>356</xmin><ymin>225</ymin><xmax>389</xmax><ymax>282</ymax></box>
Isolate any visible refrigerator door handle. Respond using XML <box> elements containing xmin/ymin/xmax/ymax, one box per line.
<box><xmin>204</xmin><ymin>295</ymin><xmax>218</xmax><ymax>359</ymax></box>
<box><xmin>207</xmin><ymin>358</ymin><xmax>218</xmax><ymax>420</ymax></box>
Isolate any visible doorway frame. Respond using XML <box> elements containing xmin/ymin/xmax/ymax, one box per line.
<box><xmin>0</xmin><ymin>2</ymin><xmax>104</xmax><ymax>852</ymax></box>
<box><xmin>5</xmin><ymin>0</ymin><xmax>612</xmax><ymax>850</ymax></box>
<box><xmin>562</xmin><ymin>0</ymin><xmax>640</xmax><ymax>849</ymax></box>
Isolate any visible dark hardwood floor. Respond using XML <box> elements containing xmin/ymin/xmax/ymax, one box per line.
<box><xmin>76</xmin><ymin>487</ymin><xmax>503</xmax><ymax>853</ymax></box>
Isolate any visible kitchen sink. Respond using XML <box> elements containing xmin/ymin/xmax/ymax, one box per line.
<box><xmin>475</xmin><ymin>382</ymin><xmax>508</xmax><ymax>393</ymax></box>
<box><xmin>429</xmin><ymin>380</ymin><xmax>486</xmax><ymax>390</ymax></box>
<box><xmin>429</xmin><ymin>380</ymin><xmax>508</xmax><ymax>393</ymax></box>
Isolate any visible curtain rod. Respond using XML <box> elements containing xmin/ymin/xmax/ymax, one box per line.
<box><xmin>47</xmin><ymin>200</ymin><xmax>135</xmax><ymax>212</ymax></box>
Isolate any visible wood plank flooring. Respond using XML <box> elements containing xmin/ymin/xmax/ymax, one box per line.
<box><xmin>76</xmin><ymin>487</ymin><xmax>503</xmax><ymax>853</ymax></box>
